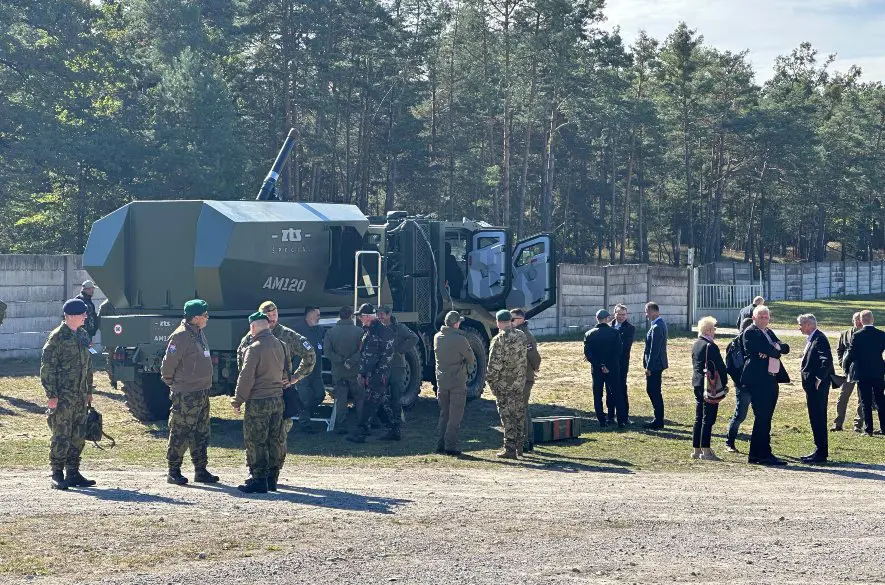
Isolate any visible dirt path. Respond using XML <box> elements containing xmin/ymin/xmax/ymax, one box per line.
<box><xmin>2</xmin><ymin>463</ymin><xmax>883</xmax><ymax>585</ymax></box>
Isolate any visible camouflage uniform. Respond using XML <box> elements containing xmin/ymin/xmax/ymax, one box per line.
<box><xmin>40</xmin><ymin>324</ymin><xmax>94</xmax><ymax>472</ymax></box>
<box><xmin>352</xmin><ymin>320</ymin><xmax>395</xmax><ymax>439</ymax></box>
<box><xmin>161</xmin><ymin>320</ymin><xmax>213</xmax><ymax>470</ymax></box>
<box><xmin>516</xmin><ymin>321</ymin><xmax>542</xmax><ymax>448</ymax></box>
<box><xmin>237</xmin><ymin>323</ymin><xmax>311</xmax><ymax>468</ymax></box>
<box><xmin>487</xmin><ymin>328</ymin><xmax>528</xmax><ymax>455</ymax></box>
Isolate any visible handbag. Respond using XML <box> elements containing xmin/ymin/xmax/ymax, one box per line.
<box><xmin>84</xmin><ymin>406</ymin><xmax>116</xmax><ymax>450</ymax></box>
<box><xmin>703</xmin><ymin>343</ymin><xmax>727</xmax><ymax>404</ymax></box>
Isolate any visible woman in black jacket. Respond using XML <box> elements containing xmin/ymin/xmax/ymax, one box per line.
<box><xmin>691</xmin><ymin>317</ymin><xmax>728</xmax><ymax>460</ymax></box>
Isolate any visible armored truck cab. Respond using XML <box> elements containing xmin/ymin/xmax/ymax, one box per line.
<box><xmin>85</xmin><ymin>200</ymin><xmax>555</xmax><ymax>422</ymax></box>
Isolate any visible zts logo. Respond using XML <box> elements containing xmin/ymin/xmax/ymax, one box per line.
<box><xmin>263</xmin><ymin>276</ymin><xmax>307</xmax><ymax>292</ymax></box>
<box><xmin>272</xmin><ymin>228</ymin><xmax>303</xmax><ymax>242</ymax></box>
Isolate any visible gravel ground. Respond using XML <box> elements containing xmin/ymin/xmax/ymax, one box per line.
<box><xmin>2</xmin><ymin>463</ymin><xmax>884</xmax><ymax>585</ymax></box>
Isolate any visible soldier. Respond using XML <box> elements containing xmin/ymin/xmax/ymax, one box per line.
<box><xmin>487</xmin><ymin>310</ymin><xmax>528</xmax><ymax>459</ymax></box>
<box><xmin>346</xmin><ymin>304</ymin><xmax>395</xmax><ymax>444</ymax></box>
<box><xmin>324</xmin><ymin>306</ymin><xmax>366</xmax><ymax>434</ymax></box>
<box><xmin>0</xmin><ymin>298</ymin><xmax>6</xmax><ymax>327</ymax></box>
<box><xmin>231</xmin><ymin>312</ymin><xmax>289</xmax><ymax>494</ymax></box>
<box><xmin>237</xmin><ymin>301</ymin><xmax>314</xmax><ymax>484</ymax></box>
<box><xmin>160</xmin><ymin>299</ymin><xmax>219</xmax><ymax>486</ymax></box>
<box><xmin>76</xmin><ymin>280</ymin><xmax>100</xmax><ymax>340</ymax></box>
<box><xmin>510</xmin><ymin>308</ymin><xmax>541</xmax><ymax>453</ymax></box>
<box><xmin>41</xmin><ymin>298</ymin><xmax>96</xmax><ymax>490</ymax></box>
<box><xmin>293</xmin><ymin>306</ymin><xmax>325</xmax><ymax>432</ymax></box>
<box><xmin>377</xmin><ymin>305</ymin><xmax>419</xmax><ymax>439</ymax></box>
<box><xmin>434</xmin><ymin>310</ymin><xmax>476</xmax><ymax>455</ymax></box>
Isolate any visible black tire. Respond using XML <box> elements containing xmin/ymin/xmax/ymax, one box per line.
<box><xmin>121</xmin><ymin>373</ymin><xmax>171</xmax><ymax>422</ymax></box>
<box><xmin>463</xmin><ymin>328</ymin><xmax>488</xmax><ymax>401</ymax></box>
<box><xmin>400</xmin><ymin>347</ymin><xmax>423</xmax><ymax>410</ymax></box>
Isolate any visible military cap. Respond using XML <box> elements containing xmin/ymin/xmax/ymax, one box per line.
<box><xmin>63</xmin><ymin>298</ymin><xmax>88</xmax><ymax>315</ymax></box>
<box><xmin>444</xmin><ymin>310</ymin><xmax>464</xmax><ymax>327</ymax></box>
<box><xmin>356</xmin><ymin>303</ymin><xmax>376</xmax><ymax>315</ymax></box>
<box><xmin>81</xmin><ymin>280</ymin><xmax>95</xmax><ymax>289</ymax></box>
<box><xmin>495</xmin><ymin>309</ymin><xmax>512</xmax><ymax>322</ymax></box>
<box><xmin>376</xmin><ymin>304</ymin><xmax>392</xmax><ymax>315</ymax></box>
<box><xmin>248</xmin><ymin>311</ymin><xmax>269</xmax><ymax>323</ymax></box>
<box><xmin>259</xmin><ymin>300</ymin><xmax>277</xmax><ymax>313</ymax></box>
<box><xmin>184</xmin><ymin>299</ymin><xmax>209</xmax><ymax>318</ymax></box>
<box><xmin>596</xmin><ymin>309</ymin><xmax>610</xmax><ymax>320</ymax></box>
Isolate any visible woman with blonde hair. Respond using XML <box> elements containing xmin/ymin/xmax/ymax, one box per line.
<box><xmin>690</xmin><ymin>316</ymin><xmax>728</xmax><ymax>460</ymax></box>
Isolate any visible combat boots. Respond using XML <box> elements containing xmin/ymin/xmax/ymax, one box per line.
<box><xmin>237</xmin><ymin>477</ymin><xmax>268</xmax><ymax>494</ymax></box>
<box><xmin>496</xmin><ymin>449</ymin><xmax>518</xmax><ymax>460</ymax></box>
<box><xmin>167</xmin><ymin>466</ymin><xmax>189</xmax><ymax>485</ymax></box>
<box><xmin>50</xmin><ymin>469</ymin><xmax>68</xmax><ymax>490</ymax></box>
<box><xmin>193</xmin><ymin>467</ymin><xmax>219</xmax><ymax>483</ymax></box>
<box><xmin>65</xmin><ymin>468</ymin><xmax>96</xmax><ymax>487</ymax></box>
<box><xmin>267</xmin><ymin>468</ymin><xmax>279</xmax><ymax>492</ymax></box>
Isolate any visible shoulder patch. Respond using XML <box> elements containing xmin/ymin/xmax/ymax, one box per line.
<box><xmin>303</xmin><ymin>340</ymin><xmax>313</xmax><ymax>350</ymax></box>
<box><xmin>168</xmin><ymin>343</ymin><xmax>177</xmax><ymax>354</ymax></box>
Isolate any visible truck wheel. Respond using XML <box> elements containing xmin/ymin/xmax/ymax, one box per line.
<box><xmin>463</xmin><ymin>328</ymin><xmax>488</xmax><ymax>401</ymax></box>
<box><xmin>121</xmin><ymin>373</ymin><xmax>171</xmax><ymax>422</ymax></box>
<box><xmin>400</xmin><ymin>347</ymin><xmax>423</xmax><ymax>410</ymax></box>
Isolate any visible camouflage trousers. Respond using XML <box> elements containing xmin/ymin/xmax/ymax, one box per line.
<box><xmin>48</xmin><ymin>399</ymin><xmax>87</xmax><ymax>471</ymax></box>
<box><xmin>494</xmin><ymin>387</ymin><xmax>526</xmax><ymax>454</ymax></box>
<box><xmin>167</xmin><ymin>389</ymin><xmax>210</xmax><ymax>469</ymax></box>
<box><xmin>357</xmin><ymin>380</ymin><xmax>395</xmax><ymax>436</ymax></box>
<box><xmin>523</xmin><ymin>380</ymin><xmax>535</xmax><ymax>446</ymax></box>
<box><xmin>244</xmin><ymin>396</ymin><xmax>285</xmax><ymax>479</ymax></box>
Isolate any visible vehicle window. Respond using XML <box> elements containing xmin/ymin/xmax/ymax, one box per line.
<box><xmin>476</xmin><ymin>236</ymin><xmax>500</xmax><ymax>250</ymax></box>
<box><xmin>516</xmin><ymin>242</ymin><xmax>545</xmax><ymax>267</ymax></box>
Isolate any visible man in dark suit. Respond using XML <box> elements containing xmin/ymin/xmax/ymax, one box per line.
<box><xmin>642</xmin><ymin>302</ymin><xmax>668</xmax><ymax>429</ymax></box>
<box><xmin>736</xmin><ymin>296</ymin><xmax>764</xmax><ymax>329</ymax></box>
<box><xmin>610</xmin><ymin>304</ymin><xmax>635</xmax><ymax>424</ymax></box>
<box><xmin>798</xmin><ymin>314</ymin><xmax>834</xmax><ymax>463</ymax></box>
<box><xmin>843</xmin><ymin>310</ymin><xmax>885</xmax><ymax>436</ymax></box>
<box><xmin>584</xmin><ymin>309</ymin><xmax>625</xmax><ymax>427</ymax></box>
<box><xmin>832</xmin><ymin>312</ymin><xmax>863</xmax><ymax>432</ymax></box>
<box><xmin>741</xmin><ymin>305</ymin><xmax>790</xmax><ymax>465</ymax></box>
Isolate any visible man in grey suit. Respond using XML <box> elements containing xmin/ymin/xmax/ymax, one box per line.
<box><xmin>643</xmin><ymin>302</ymin><xmax>668</xmax><ymax>429</ymax></box>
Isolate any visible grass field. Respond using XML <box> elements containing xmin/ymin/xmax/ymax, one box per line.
<box><xmin>2</xmin><ymin>334</ymin><xmax>881</xmax><ymax>473</ymax></box>
<box><xmin>768</xmin><ymin>294</ymin><xmax>885</xmax><ymax>329</ymax></box>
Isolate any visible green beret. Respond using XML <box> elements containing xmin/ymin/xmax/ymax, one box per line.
<box><xmin>495</xmin><ymin>310</ymin><xmax>512</xmax><ymax>322</ymax></box>
<box><xmin>184</xmin><ymin>299</ymin><xmax>209</xmax><ymax>318</ymax></box>
<box><xmin>248</xmin><ymin>311</ymin><xmax>269</xmax><ymax>324</ymax></box>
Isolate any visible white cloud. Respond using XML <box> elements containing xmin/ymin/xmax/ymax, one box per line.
<box><xmin>603</xmin><ymin>0</ymin><xmax>885</xmax><ymax>83</ymax></box>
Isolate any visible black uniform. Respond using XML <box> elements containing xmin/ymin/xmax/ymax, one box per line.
<box><xmin>583</xmin><ymin>323</ymin><xmax>625</xmax><ymax>425</ymax></box>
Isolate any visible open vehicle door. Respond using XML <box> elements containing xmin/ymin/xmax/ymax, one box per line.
<box><xmin>466</xmin><ymin>230</ymin><xmax>510</xmax><ymax>306</ymax></box>
<box><xmin>506</xmin><ymin>233</ymin><xmax>555</xmax><ymax>318</ymax></box>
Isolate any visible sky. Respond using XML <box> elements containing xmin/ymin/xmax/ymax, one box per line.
<box><xmin>603</xmin><ymin>0</ymin><xmax>885</xmax><ymax>83</ymax></box>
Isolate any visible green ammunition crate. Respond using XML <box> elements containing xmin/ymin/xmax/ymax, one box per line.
<box><xmin>532</xmin><ymin>416</ymin><xmax>583</xmax><ymax>443</ymax></box>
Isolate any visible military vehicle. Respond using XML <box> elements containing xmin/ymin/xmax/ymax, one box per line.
<box><xmin>84</xmin><ymin>132</ymin><xmax>556</xmax><ymax>422</ymax></box>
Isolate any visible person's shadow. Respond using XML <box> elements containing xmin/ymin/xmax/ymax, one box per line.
<box><xmin>193</xmin><ymin>482</ymin><xmax>411</xmax><ymax>513</ymax></box>
<box><xmin>781</xmin><ymin>460</ymin><xmax>885</xmax><ymax>482</ymax></box>
<box><xmin>69</xmin><ymin>487</ymin><xmax>193</xmax><ymax>505</ymax></box>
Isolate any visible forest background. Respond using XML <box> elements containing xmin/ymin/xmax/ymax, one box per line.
<box><xmin>2</xmin><ymin>0</ymin><xmax>884</xmax><ymax>276</ymax></box>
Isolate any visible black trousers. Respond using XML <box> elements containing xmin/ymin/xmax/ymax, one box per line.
<box><xmin>748</xmin><ymin>378</ymin><xmax>779</xmax><ymax>461</ymax></box>
<box><xmin>606</xmin><ymin>359</ymin><xmax>630</xmax><ymax>421</ymax></box>
<box><xmin>645</xmin><ymin>370</ymin><xmax>664</xmax><ymax>424</ymax></box>
<box><xmin>593</xmin><ymin>369</ymin><xmax>626</xmax><ymax>424</ymax></box>
<box><xmin>857</xmin><ymin>379</ymin><xmax>885</xmax><ymax>434</ymax></box>
<box><xmin>802</xmin><ymin>377</ymin><xmax>829</xmax><ymax>456</ymax></box>
<box><xmin>692</xmin><ymin>387</ymin><xmax>719</xmax><ymax>448</ymax></box>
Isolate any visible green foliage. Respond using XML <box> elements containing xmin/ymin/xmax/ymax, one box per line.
<box><xmin>1</xmin><ymin>1</ymin><xmax>885</xmax><ymax>262</ymax></box>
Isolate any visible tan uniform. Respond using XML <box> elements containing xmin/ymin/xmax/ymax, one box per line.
<box><xmin>434</xmin><ymin>326</ymin><xmax>476</xmax><ymax>451</ymax></box>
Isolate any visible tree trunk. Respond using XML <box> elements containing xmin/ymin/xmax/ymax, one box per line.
<box><xmin>517</xmin><ymin>12</ymin><xmax>540</xmax><ymax>238</ymax></box>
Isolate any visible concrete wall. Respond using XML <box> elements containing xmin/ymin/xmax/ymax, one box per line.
<box><xmin>532</xmin><ymin>263</ymin><xmax>691</xmax><ymax>337</ymax></box>
<box><xmin>0</xmin><ymin>255</ymin><xmax>105</xmax><ymax>359</ymax></box>
<box><xmin>701</xmin><ymin>260</ymin><xmax>885</xmax><ymax>301</ymax></box>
